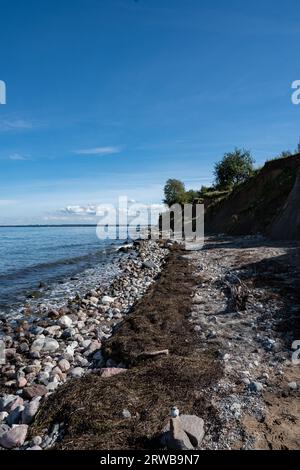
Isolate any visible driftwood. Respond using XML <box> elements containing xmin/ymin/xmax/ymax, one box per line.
<box><xmin>137</xmin><ymin>349</ymin><xmax>169</xmax><ymax>359</ymax></box>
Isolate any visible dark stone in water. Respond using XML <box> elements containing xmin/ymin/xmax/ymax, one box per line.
<box><xmin>27</xmin><ymin>291</ymin><xmax>42</xmax><ymax>299</ymax></box>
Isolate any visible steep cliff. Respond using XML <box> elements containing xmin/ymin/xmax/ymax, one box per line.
<box><xmin>205</xmin><ymin>154</ymin><xmax>300</xmax><ymax>240</ymax></box>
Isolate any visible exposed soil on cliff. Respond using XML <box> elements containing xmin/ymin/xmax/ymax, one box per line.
<box><xmin>205</xmin><ymin>154</ymin><xmax>300</xmax><ymax>240</ymax></box>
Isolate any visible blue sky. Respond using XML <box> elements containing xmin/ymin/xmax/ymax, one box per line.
<box><xmin>0</xmin><ymin>0</ymin><xmax>300</xmax><ymax>224</ymax></box>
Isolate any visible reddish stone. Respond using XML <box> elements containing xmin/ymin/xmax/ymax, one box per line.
<box><xmin>23</xmin><ymin>384</ymin><xmax>48</xmax><ymax>399</ymax></box>
<box><xmin>100</xmin><ymin>368</ymin><xmax>127</xmax><ymax>378</ymax></box>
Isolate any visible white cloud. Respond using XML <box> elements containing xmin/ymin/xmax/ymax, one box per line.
<box><xmin>8</xmin><ymin>153</ymin><xmax>28</xmax><ymax>161</ymax></box>
<box><xmin>63</xmin><ymin>205</ymin><xmax>97</xmax><ymax>216</ymax></box>
<box><xmin>0</xmin><ymin>119</ymin><xmax>33</xmax><ymax>132</ymax></box>
<box><xmin>74</xmin><ymin>146</ymin><xmax>121</xmax><ymax>156</ymax></box>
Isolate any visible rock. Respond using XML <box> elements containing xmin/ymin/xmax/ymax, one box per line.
<box><xmin>46</xmin><ymin>382</ymin><xmax>59</xmax><ymax>392</ymax></box>
<box><xmin>18</xmin><ymin>342</ymin><xmax>29</xmax><ymax>353</ymax></box>
<box><xmin>0</xmin><ymin>423</ymin><xmax>10</xmax><ymax>438</ymax></box>
<box><xmin>58</xmin><ymin>359</ymin><xmax>70</xmax><ymax>372</ymax></box>
<box><xmin>23</xmin><ymin>384</ymin><xmax>48</xmax><ymax>399</ymax></box>
<box><xmin>69</xmin><ymin>367</ymin><xmax>85</xmax><ymax>378</ymax></box>
<box><xmin>42</xmin><ymin>337</ymin><xmax>59</xmax><ymax>353</ymax></box>
<box><xmin>37</xmin><ymin>371</ymin><xmax>50</xmax><ymax>385</ymax></box>
<box><xmin>30</xmin><ymin>336</ymin><xmax>45</xmax><ymax>353</ymax></box>
<box><xmin>161</xmin><ymin>417</ymin><xmax>194</xmax><ymax>450</ymax></box>
<box><xmin>58</xmin><ymin>315</ymin><xmax>73</xmax><ymax>328</ymax></box>
<box><xmin>0</xmin><ymin>424</ymin><xmax>28</xmax><ymax>449</ymax></box>
<box><xmin>249</xmin><ymin>381</ymin><xmax>264</xmax><ymax>393</ymax></box>
<box><xmin>6</xmin><ymin>396</ymin><xmax>24</xmax><ymax>412</ymax></box>
<box><xmin>101</xmin><ymin>296</ymin><xmax>115</xmax><ymax>305</ymax></box>
<box><xmin>142</xmin><ymin>261</ymin><xmax>157</xmax><ymax>269</ymax></box>
<box><xmin>45</xmin><ymin>326</ymin><xmax>61</xmax><ymax>336</ymax></box>
<box><xmin>0</xmin><ymin>411</ymin><xmax>8</xmax><ymax>421</ymax></box>
<box><xmin>22</xmin><ymin>398</ymin><xmax>40</xmax><ymax>424</ymax></box>
<box><xmin>100</xmin><ymin>368</ymin><xmax>127</xmax><ymax>378</ymax></box>
<box><xmin>32</xmin><ymin>435</ymin><xmax>42</xmax><ymax>446</ymax></box>
<box><xmin>92</xmin><ymin>350</ymin><xmax>105</xmax><ymax>367</ymax></box>
<box><xmin>17</xmin><ymin>377</ymin><xmax>27</xmax><ymax>388</ymax></box>
<box><xmin>0</xmin><ymin>394</ymin><xmax>17</xmax><ymax>412</ymax></box>
<box><xmin>122</xmin><ymin>409</ymin><xmax>131</xmax><ymax>419</ymax></box>
<box><xmin>7</xmin><ymin>405</ymin><xmax>25</xmax><ymax>425</ymax></box>
<box><xmin>288</xmin><ymin>382</ymin><xmax>297</xmax><ymax>391</ymax></box>
<box><xmin>179</xmin><ymin>415</ymin><xmax>205</xmax><ymax>447</ymax></box>
<box><xmin>26</xmin><ymin>445</ymin><xmax>42</xmax><ymax>450</ymax></box>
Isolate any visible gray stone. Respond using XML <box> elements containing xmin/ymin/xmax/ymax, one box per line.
<box><xmin>69</xmin><ymin>367</ymin><xmax>84</xmax><ymax>378</ymax></box>
<box><xmin>0</xmin><ymin>411</ymin><xmax>8</xmax><ymax>421</ymax></box>
<box><xmin>58</xmin><ymin>359</ymin><xmax>70</xmax><ymax>372</ymax></box>
<box><xmin>0</xmin><ymin>424</ymin><xmax>28</xmax><ymax>449</ymax></box>
<box><xmin>288</xmin><ymin>382</ymin><xmax>297</xmax><ymax>391</ymax></box>
<box><xmin>32</xmin><ymin>435</ymin><xmax>42</xmax><ymax>446</ymax></box>
<box><xmin>249</xmin><ymin>381</ymin><xmax>264</xmax><ymax>393</ymax></box>
<box><xmin>22</xmin><ymin>398</ymin><xmax>40</xmax><ymax>424</ymax></box>
<box><xmin>142</xmin><ymin>260</ymin><xmax>157</xmax><ymax>269</ymax></box>
<box><xmin>161</xmin><ymin>417</ymin><xmax>194</xmax><ymax>450</ymax></box>
<box><xmin>0</xmin><ymin>394</ymin><xmax>16</xmax><ymax>412</ymax></box>
<box><xmin>42</xmin><ymin>338</ymin><xmax>59</xmax><ymax>353</ymax></box>
<box><xmin>179</xmin><ymin>415</ymin><xmax>205</xmax><ymax>447</ymax></box>
<box><xmin>46</xmin><ymin>382</ymin><xmax>59</xmax><ymax>392</ymax></box>
<box><xmin>30</xmin><ymin>336</ymin><xmax>45</xmax><ymax>353</ymax></box>
<box><xmin>58</xmin><ymin>315</ymin><xmax>73</xmax><ymax>328</ymax></box>
<box><xmin>122</xmin><ymin>409</ymin><xmax>131</xmax><ymax>419</ymax></box>
<box><xmin>0</xmin><ymin>423</ymin><xmax>10</xmax><ymax>438</ymax></box>
<box><xmin>7</xmin><ymin>405</ymin><xmax>25</xmax><ymax>425</ymax></box>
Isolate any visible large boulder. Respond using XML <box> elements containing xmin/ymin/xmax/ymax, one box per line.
<box><xmin>161</xmin><ymin>415</ymin><xmax>205</xmax><ymax>449</ymax></box>
<box><xmin>161</xmin><ymin>417</ymin><xmax>194</xmax><ymax>450</ymax></box>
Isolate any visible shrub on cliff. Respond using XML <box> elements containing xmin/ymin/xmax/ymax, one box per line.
<box><xmin>214</xmin><ymin>148</ymin><xmax>254</xmax><ymax>189</ymax></box>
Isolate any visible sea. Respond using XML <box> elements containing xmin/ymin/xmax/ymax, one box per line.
<box><xmin>0</xmin><ymin>226</ymin><xmax>126</xmax><ymax>316</ymax></box>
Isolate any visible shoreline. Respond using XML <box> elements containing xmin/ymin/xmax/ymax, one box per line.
<box><xmin>0</xmin><ymin>239</ymin><xmax>169</xmax><ymax>449</ymax></box>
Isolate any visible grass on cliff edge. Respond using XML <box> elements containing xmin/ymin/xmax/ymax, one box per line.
<box><xmin>32</xmin><ymin>246</ymin><xmax>223</xmax><ymax>450</ymax></box>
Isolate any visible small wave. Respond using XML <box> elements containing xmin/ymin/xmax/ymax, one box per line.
<box><xmin>0</xmin><ymin>245</ymin><xmax>120</xmax><ymax>282</ymax></box>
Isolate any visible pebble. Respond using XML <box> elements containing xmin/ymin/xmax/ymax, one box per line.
<box><xmin>32</xmin><ymin>435</ymin><xmax>42</xmax><ymax>446</ymax></box>
<box><xmin>0</xmin><ymin>411</ymin><xmax>8</xmax><ymax>421</ymax></box>
<box><xmin>288</xmin><ymin>382</ymin><xmax>297</xmax><ymax>391</ymax></box>
<box><xmin>249</xmin><ymin>381</ymin><xmax>264</xmax><ymax>393</ymax></box>
<box><xmin>69</xmin><ymin>367</ymin><xmax>85</xmax><ymax>378</ymax></box>
<box><xmin>58</xmin><ymin>316</ymin><xmax>73</xmax><ymax>328</ymax></box>
<box><xmin>58</xmin><ymin>358</ymin><xmax>70</xmax><ymax>372</ymax></box>
<box><xmin>122</xmin><ymin>409</ymin><xmax>131</xmax><ymax>419</ymax></box>
<box><xmin>101</xmin><ymin>296</ymin><xmax>115</xmax><ymax>305</ymax></box>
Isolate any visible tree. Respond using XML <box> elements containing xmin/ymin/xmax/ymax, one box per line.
<box><xmin>163</xmin><ymin>179</ymin><xmax>186</xmax><ymax>207</ymax></box>
<box><xmin>214</xmin><ymin>148</ymin><xmax>254</xmax><ymax>189</ymax></box>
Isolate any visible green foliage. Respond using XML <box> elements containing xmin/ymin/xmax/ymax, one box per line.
<box><xmin>163</xmin><ymin>179</ymin><xmax>187</xmax><ymax>207</ymax></box>
<box><xmin>185</xmin><ymin>189</ymin><xmax>199</xmax><ymax>203</ymax></box>
<box><xmin>214</xmin><ymin>148</ymin><xmax>254</xmax><ymax>189</ymax></box>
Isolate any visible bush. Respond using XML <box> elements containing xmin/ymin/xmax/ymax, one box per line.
<box><xmin>214</xmin><ymin>148</ymin><xmax>254</xmax><ymax>189</ymax></box>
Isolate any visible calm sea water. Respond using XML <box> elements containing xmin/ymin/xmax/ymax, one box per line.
<box><xmin>0</xmin><ymin>226</ymin><xmax>124</xmax><ymax>314</ymax></box>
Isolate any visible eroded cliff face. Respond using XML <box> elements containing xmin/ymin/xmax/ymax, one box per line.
<box><xmin>205</xmin><ymin>154</ymin><xmax>300</xmax><ymax>240</ymax></box>
<box><xmin>271</xmin><ymin>168</ymin><xmax>300</xmax><ymax>240</ymax></box>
